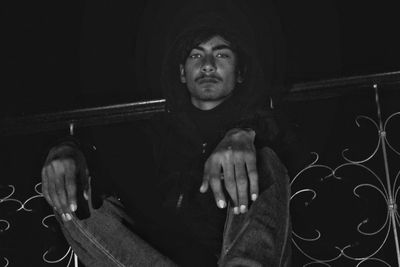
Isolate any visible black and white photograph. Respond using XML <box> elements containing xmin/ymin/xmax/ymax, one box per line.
<box><xmin>2</xmin><ymin>0</ymin><xmax>400</xmax><ymax>266</ymax></box>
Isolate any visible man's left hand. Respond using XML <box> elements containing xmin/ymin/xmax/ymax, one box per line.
<box><xmin>200</xmin><ymin>128</ymin><xmax>258</xmax><ymax>214</ymax></box>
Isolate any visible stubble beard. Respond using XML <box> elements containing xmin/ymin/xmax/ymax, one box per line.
<box><xmin>193</xmin><ymin>84</ymin><xmax>226</xmax><ymax>101</ymax></box>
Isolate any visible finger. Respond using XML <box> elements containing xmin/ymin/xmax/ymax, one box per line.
<box><xmin>200</xmin><ymin>161</ymin><xmax>211</xmax><ymax>193</ymax></box>
<box><xmin>245</xmin><ymin>154</ymin><xmax>259</xmax><ymax>201</ymax></box>
<box><xmin>52</xmin><ymin>161</ymin><xmax>72</xmax><ymax>221</ymax></box>
<box><xmin>41</xmin><ymin>167</ymin><xmax>53</xmax><ymax>207</ymax></box>
<box><xmin>235</xmin><ymin>161</ymin><xmax>248</xmax><ymax>214</ymax></box>
<box><xmin>209</xmin><ymin>175</ymin><xmax>227</xmax><ymax>209</ymax></box>
<box><xmin>222</xmin><ymin>160</ymin><xmax>239</xmax><ymax>210</ymax></box>
<box><xmin>47</xmin><ymin>163</ymin><xmax>62</xmax><ymax>214</ymax></box>
<box><xmin>222</xmin><ymin>160</ymin><xmax>239</xmax><ymax>213</ymax></box>
<box><xmin>83</xmin><ymin>174</ymin><xmax>91</xmax><ymax>201</ymax></box>
<box><xmin>53</xmin><ymin>161</ymin><xmax>69</xmax><ymax>213</ymax></box>
<box><xmin>64</xmin><ymin>160</ymin><xmax>77</xmax><ymax>212</ymax></box>
<box><xmin>207</xmin><ymin>157</ymin><xmax>227</xmax><ymax>208</ymax></box>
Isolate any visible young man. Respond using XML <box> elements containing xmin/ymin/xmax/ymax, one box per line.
<box><xmin>41</xmin><ymin>11</ymin><xmax>292</xmax><ymax>267</ymax></box>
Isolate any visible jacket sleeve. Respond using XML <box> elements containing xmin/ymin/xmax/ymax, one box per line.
<box><xmin>44</xmin><ymin>132</ymin><xmax>115</xmax><ymax>218</ymax></box>
<box><xmin>226</xmin><ymin>108</ymin><xmax>310</xmax><ymax>178</ymax></box>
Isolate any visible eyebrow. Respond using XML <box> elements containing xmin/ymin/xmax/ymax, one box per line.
<box><xmin>192</xmin><ymin>44</ymin><xmax>233</xmax><ymax>51</ymax></box>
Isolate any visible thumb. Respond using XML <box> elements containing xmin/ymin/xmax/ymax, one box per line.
<box><xmin>200</xmin><ymin>177</ymin><xmax>209</xmax><ymax>193</ymax></box>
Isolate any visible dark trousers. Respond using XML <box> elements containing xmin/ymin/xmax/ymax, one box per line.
<box><xmin>57</xmin><ymin>147</ymin><xmax>291</xmax><ymax>266</ymax></box>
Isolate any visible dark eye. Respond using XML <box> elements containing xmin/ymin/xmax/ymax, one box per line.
<box><xmin>189</xmin><ymin>53</ymin><xmax>201</xmax><ymax>59</ymax></box>
<box><xmin>216</xmin><ymin>53</ymin><xmax>230</xmax><ymax>58</ymax></box>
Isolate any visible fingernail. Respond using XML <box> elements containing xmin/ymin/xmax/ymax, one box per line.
<box><xmin>65</xmin><ymin>213</ymin><xmax>72</xmax><ymax>221</ymax></box>
<box><xmin>251</xmin><ymin>194</ymin><xmax>258</xmax><ymax>201</ymax></box>
<box><xmin>240</xmin><ymin>205</ymin><xmax>247</xmax><ymax>213</ymax></box>
<box><xmin>83</xmin><ymin>191</ymin><xmax>89</xmax><ymax>200</ymax></box>
<box><xmin>233</xmin><ymin>207</ymin><xmax>240</xmax><ymax>215</ymax></box>
<box><xmin>218</xmin><ymin>200</ymin><xmax>226</xmax><ymax>209</ymax></box>
<box><xmin>61</xmin><ymin>213</ymin><xmax>67</xmax><ymax>221</ymax></box>
<box><xmin>70</xmin><ymin>203</ymin><xmax>77</xmax><ymax>212</ymax></box>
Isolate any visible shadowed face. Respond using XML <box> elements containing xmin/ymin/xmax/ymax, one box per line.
<box><xmin>180</xmin><ymin>35</ymin><xmax>242</xmax><ymax>110</ymax></box>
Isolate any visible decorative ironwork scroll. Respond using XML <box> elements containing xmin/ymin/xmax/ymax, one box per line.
<box><xmin>291</xmin><ymin>85</ymin><xmax>400</xmax><ymax>266</ymax></box>
<box><xmin>0</xmin><ymin>182</ymin><xmax>77</xmax><ymax>267</ymax></box>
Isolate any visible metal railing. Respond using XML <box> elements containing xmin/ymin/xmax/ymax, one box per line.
<box><xmin>2</xmin><ymin>71</ymin><xmax>400</xmax><ymax>136</ymax></box>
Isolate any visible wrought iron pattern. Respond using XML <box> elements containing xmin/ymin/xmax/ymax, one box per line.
<box><xmin>291</xmin><ymin>85</ymin><xmax>400</xmax><ymax>266</ymax></box>
<box><xmin>0</xmin><ymin>182</ymin><xmax>77</xmax><ymax>267</ymax></box>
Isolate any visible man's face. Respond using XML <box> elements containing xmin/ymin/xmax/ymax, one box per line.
<box><xmin>180</xmin><ymin>35</ymin><xmax>242</xmax><ymax>110</ymax></box>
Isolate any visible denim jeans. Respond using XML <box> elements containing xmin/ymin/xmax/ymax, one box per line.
<box><xmin>56</xmin><ymin>147</ymin><xmax>291</xmax><ymax>267</ymax></box>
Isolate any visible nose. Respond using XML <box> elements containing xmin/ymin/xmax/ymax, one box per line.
<box><xmin>201</xmin><ymin>54</ymin><xmax>216</xmax><ymax>73</ymax></box>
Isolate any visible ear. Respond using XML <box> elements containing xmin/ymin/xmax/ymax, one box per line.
<box><xmin>236</xmin><ymin>64</ymin><xmax>247</xmax><ymax>83</ymax></box>
<box><xmin>179</xmin><ymin>64</ymin><xmax>186</xmax><ymax>83</ymax></box>
<box><xmin>236</xmin><ymin>71</ymin><xmax>244</xmax><ymax>83</ymax></box>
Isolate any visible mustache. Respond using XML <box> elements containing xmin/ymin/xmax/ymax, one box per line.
<box><xmin>195</xmin><ymin>74</ymin><xmax>222</xmax><ymax>83</ymax></box>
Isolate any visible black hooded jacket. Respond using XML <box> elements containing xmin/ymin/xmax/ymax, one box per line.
<box><xmin>156</xmin><ymin>0</ymin><xmax>287</xmax><ymax>164</ymax></box>
<box><xmin>121</xmin><ymin>1</ymin><xmax>295</xmax><ymax>265</ymax></box>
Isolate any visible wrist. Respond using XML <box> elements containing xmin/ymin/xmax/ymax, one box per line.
<box><xmin>46</xmin><ymin>143</ymin><xmax>83</xmax><ymax>165</ymax></box>
<box><xmin>225</xmin><ymin>128</ymin><xmax>256</xmax><ymax>140</ymax></box>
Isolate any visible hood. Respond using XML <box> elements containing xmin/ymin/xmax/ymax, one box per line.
<box><xmin>161</xmin><ymin>0</ymin><xmax>286</xmax><ymax>117</ymax></box>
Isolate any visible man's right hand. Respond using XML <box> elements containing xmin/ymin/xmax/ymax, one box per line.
<box><xmin>41</xmin><ymin>145</ymin><xmax>86</xmax><ymax>222</ymax></box>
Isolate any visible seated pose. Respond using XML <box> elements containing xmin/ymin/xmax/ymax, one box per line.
<box><xmin>41</xmin><ymin>10</ymin><xmax>294</xmax><ymax>267</ymax></box>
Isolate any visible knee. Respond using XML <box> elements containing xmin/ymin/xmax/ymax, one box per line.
<box><xmin>256</xmin><ymin>146</ymin><xmax>290</xmax><ymax>195</ymax></box>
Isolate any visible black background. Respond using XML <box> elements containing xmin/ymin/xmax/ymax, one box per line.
<box><xmin>2</xmin><ymin>0</ymin><xmax>400</xmax><ymax>116</ymax></box>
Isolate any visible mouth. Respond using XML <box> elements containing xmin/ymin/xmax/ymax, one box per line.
<box><xmin>197</xmin><ymin>77</ymin><xmax>220</xmax><ymax>84</ymax></box>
